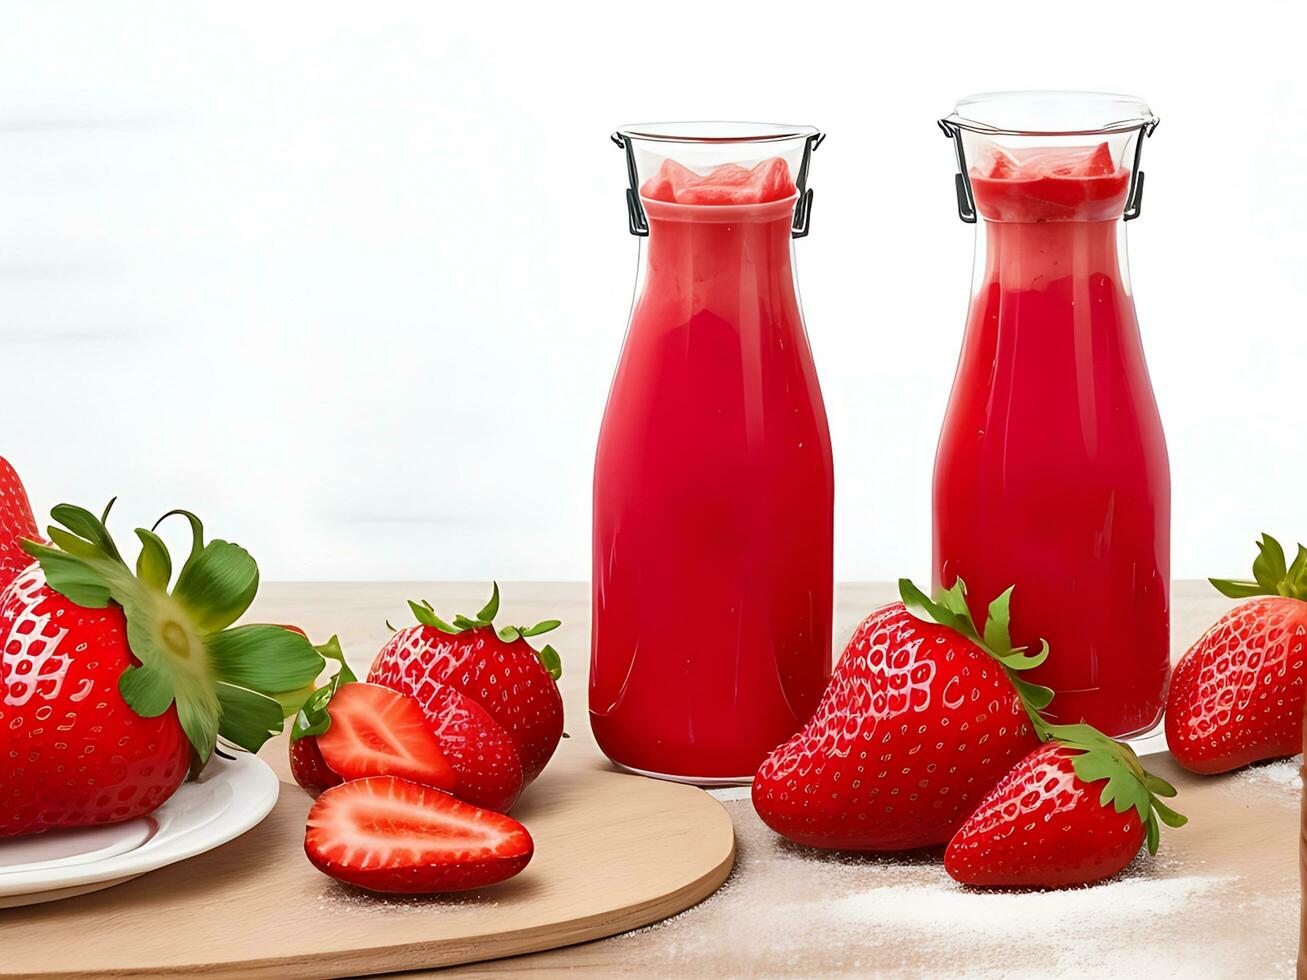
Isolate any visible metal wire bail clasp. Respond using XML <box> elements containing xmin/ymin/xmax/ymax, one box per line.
<box><xmin>1123</xmin><ymin>118</ymin><xmax>1160</xmax><ymax>221</ymax></box>
<box><xmin>791</xmin><ymin>131</ymin><xmax>825</xmax><ymax>239</ymax></box>
<box><xmin>611</xmin><ymin>131</ymin><xmax>649</xmax><ymax>237</ymax></box>
<box><xmin>937</xmin><ymin>118</ymin><xmax>977</xmax><ymax>224</ymax></box>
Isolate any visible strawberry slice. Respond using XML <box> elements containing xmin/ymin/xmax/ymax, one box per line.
<box><xmin>317</xmin><ymin>683</ymin><xmax>455</xmax><ymax>791</ymax></box>
<box><xmin>304</xmin><ymin>776</ymin><xmax>533</xmax><ymax>893</ymax></box>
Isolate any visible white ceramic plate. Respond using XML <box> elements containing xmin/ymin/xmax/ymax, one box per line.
<box><xmin>0</xmin><ymin>750</ymin><xmax>278</xmax><ymax>907</ymax></box>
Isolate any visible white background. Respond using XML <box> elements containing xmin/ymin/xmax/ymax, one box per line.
<box><xmin>1</xmin><ymin>1</ymin><xmax>1303</xmax><ymax>584</ymax></box>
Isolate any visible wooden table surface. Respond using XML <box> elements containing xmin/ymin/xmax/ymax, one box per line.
<box><xmin>242</xmin><ymin>581</ymin><xmax>1300</xmax><ymax>979</ymax></box>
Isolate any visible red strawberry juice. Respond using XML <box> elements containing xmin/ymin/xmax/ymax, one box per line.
<box><xmin>934</xmin><ymin>142</ymin><xmax>1170</xmax><ymax>737</ymax></box>
<box><xmin>591</xmin><ymin>156</ymin><xmax>833</xmax><ymax>781</ymax></box>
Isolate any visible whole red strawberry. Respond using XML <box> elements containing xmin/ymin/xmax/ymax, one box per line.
<box><xmin>0</xmin><ymin>457</ymin><xmax>39</xmax><ymax>592</ymax></box>
<box><xmin>0</xmin><ymin>501</ymin><xmax>325</xmax><ymax>837</ymax></box>
<box><xmin>752</xmin><ymin>579</ymin><xmax>1046</xmax><ymax>851</ymax></box>
<box><xmin>1166</xmin><ymin>533</ymin><xmax>1307</xmax><ymax>774</ymax></box>
<box><xmin>945</xmin><ymin>728</ymin><xmax>1186</xmax><ymax>888</ymax></box>
<box><xmin>369</xmin><ymin>585</ymin><xmax>564</xmax><ymax>786</ymax></box>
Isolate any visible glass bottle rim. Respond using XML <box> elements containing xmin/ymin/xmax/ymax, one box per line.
<box><xmin>943</xmin><ymin>91</ymin><xmax>1156</xmax><ymax>137</ymax></box>
<box><xmin>615</xmin><ymin>121</ymin><xmax>819</xmax><ymax>145</ymax></box>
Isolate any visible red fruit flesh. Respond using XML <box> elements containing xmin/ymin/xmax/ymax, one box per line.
<box><xmin>304</xmin><ymin>776</ymin><xmax>533</xmax><ymax>893</ymax></box>
<box><xmin>1166</xmin><ymin>596</ymin><xmax>1307</xmax><ymax>774</ymax></box>
<box><xmin>752</xmin><ymin>602</ymin><xmax>1038</xmax><ymax>851</ymax></box>
<box><xmin>316</xmin><ymin>683</ymin><xmax>456</xmax><ymax>791</ymax></box>
<box><xmin>0</xmin><ymin>457</ymin><xmax>39</xmax><ymax>593</ymax></box>
<box><xmin>0</xmin><ymin>565</ymin><xmax>190</xmax><ymax>836</ymax></box>
<box><xmin>289</xmin><ymin>735</ymin><xmax>343</xmax><ymax>796</ymax></box>
<box><xmin>945</xmin><ymin>742</ymin><xmax>1146</xmax><ymax>888</ymax></box>
<box><xmin>370</xmin><ymin>624</ymin><xmax>561</xmax><ymax>785</ymax></box>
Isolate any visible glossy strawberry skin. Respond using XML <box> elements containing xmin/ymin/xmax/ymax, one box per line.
<box><xmin>945</xmin><ymin>741</ymin><xmax>1146</xmax><ymax>888</ymax></box>
<box><xmin>752</xmin><ymin>602</ymin><xmax>1038</xmax><ymax>851</ymax></box>
<box><xmin>1165</xmin><ymin>596</ymin><xmax>1307</xmax><ymax>774</ymax></box>
<box><xmin>369</xmin><ymin>624</ymin><xmax>562</xmax><ymax>784</ymax></box>
<box><xmin>0</xmin><ymin>564</ymin><xmax>190</xmax><ymax>836</ymax></box>
<box><xmin>370</xmin><ymin>669</ymin><xmax>523</xmax><ymax>812</ymax></box>
<box><xmin>289</xmin><ymin>735</ymin><xmax>343</xmax><ymax>796</ymax></box>
<box><xmin>0</xmin><ymin>458</ymin><xmax>39</xmax><ymax>594</ymax></box>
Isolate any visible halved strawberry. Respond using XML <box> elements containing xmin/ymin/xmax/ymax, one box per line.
<box><xmin>291</xmin><ymin>635</ymin><xmax>521</xmax><ymax>810</ymax></box>
<box><xmin>304</xmin><ymin>776</ymin><xmax>533</xmax><ymax>893</ymax></box>
<box><xmin>316</xmin><ymin>682</ymin><xmax>455</xmax><ymax>791</ymax></box>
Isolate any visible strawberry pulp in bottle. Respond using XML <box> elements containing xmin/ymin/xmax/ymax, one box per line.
<box><xmin>934</xmin><ymin>94</ymin><xmax>1169</xmax><ymax>737</ymax></box>
<box><xmin>592</xmin><ymin>124</ymin><xmax>833</xmax><ymax>782</ymax></box>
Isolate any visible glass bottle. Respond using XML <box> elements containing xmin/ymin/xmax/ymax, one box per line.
<box><xmin>934</xmin><ymin>92</ymin><xmax>1168</xmax><ymax>738</ymax></box>
<box><xmin>591</xmin><ymin>122</ymin><xmax>832</xmax><ymax>782</ymax></box>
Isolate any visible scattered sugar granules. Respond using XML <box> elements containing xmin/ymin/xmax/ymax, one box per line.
<box><xmin>1229</xmin><ymin>755</ymin><xmax>1302</xmax><ymax>796</ymax></box>
<box><xmin>604</xmin><ymin>799</ymin><xmax>1292</xmax><ymax>979</ymax></box>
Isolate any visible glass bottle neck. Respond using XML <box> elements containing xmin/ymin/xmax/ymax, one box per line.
<box><xmin>640</xmin><ymin>198</ymin><xmax>798</xmax><ymax>313</ymax></box>
<box><xmin>974</xmin><ymin>217</ymin><xmax>1129</xmax><ymax>296</ymax></box>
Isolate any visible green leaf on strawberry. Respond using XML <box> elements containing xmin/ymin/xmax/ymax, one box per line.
<box><xmin>22</xmin><ymin>504</ymin><xmax>326</xmax><ymax>768</ymax></box>
<box><xmin>292</xmin><ymin>635</ymin><xmax>358</xmax><ymax>740</ymax></box>
<box><xmin>521</xmin><ymin>619</ymin><xmax>561</xmax><ymax>637</ymax></box>
<box><xmin>899</xmin><ymin>577</ymin><xmax>1053</xmax><ymax>714</ymax></box>
<box><xmin>1210</xmin><ymin>532</ymin><xmax>1307</xmax><ymax>601</ymax></box>
<box><xmin>1038</xmin><ymin>721</ymin><xmax>1188</xmax><ymax>855</ymax></box>
<box><xmin>538</xmin><ymin>644</ymin><xmax>562</xmax><ymax>680</ymax></box>
<box><xmin>902</xmin><ymin>576</ymin><xmax>1186</xmax><ymax>861</ymax></box>
<box><xmin>476</xmin><ymin>582</ymin><xmax>501</xmax><ymax>622</ymax></box>
<box><xmin>399</xmin><ymin>583</ymin><xmax>564</xmax><ymax>680</ymax></box>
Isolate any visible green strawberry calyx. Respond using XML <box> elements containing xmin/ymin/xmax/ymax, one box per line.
<box><xmin>899</xmin><ymin>576</ymin><xmax>1187</xmax><ymax>855</ymax></box>
<box><xmin>21</xmin><ymin>502</ymin><xmax>326</xmax><ymax>771</ymax></box>
<box><xmin>401</xmin><ymin>582</ymin><xmax>563</xmax><ymax>680</ymax></box>
<box><xmin>1040</xmin><ymin>723</ymin><xmax>1188</xmax><ymax>855</ymax></box>
<box><xmin>899</xmin><ymin>577</ymin><xmax>1054</xmax><ymax>718</ymax></box>
<box><xmin>1210</xmin><ymin>532</ymin><xmax>1307</xmax><ymax>601</ymax></box>
<box><xmin>290</xmin><ymin>635</ymin><xmax>357</xmax><ymax>741</ymax></box>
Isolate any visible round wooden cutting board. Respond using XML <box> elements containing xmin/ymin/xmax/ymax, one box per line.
<box><xmin>0</xmin><ymin>734</ymin><xmax>735</xmax><ymax>978</ymax></box>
